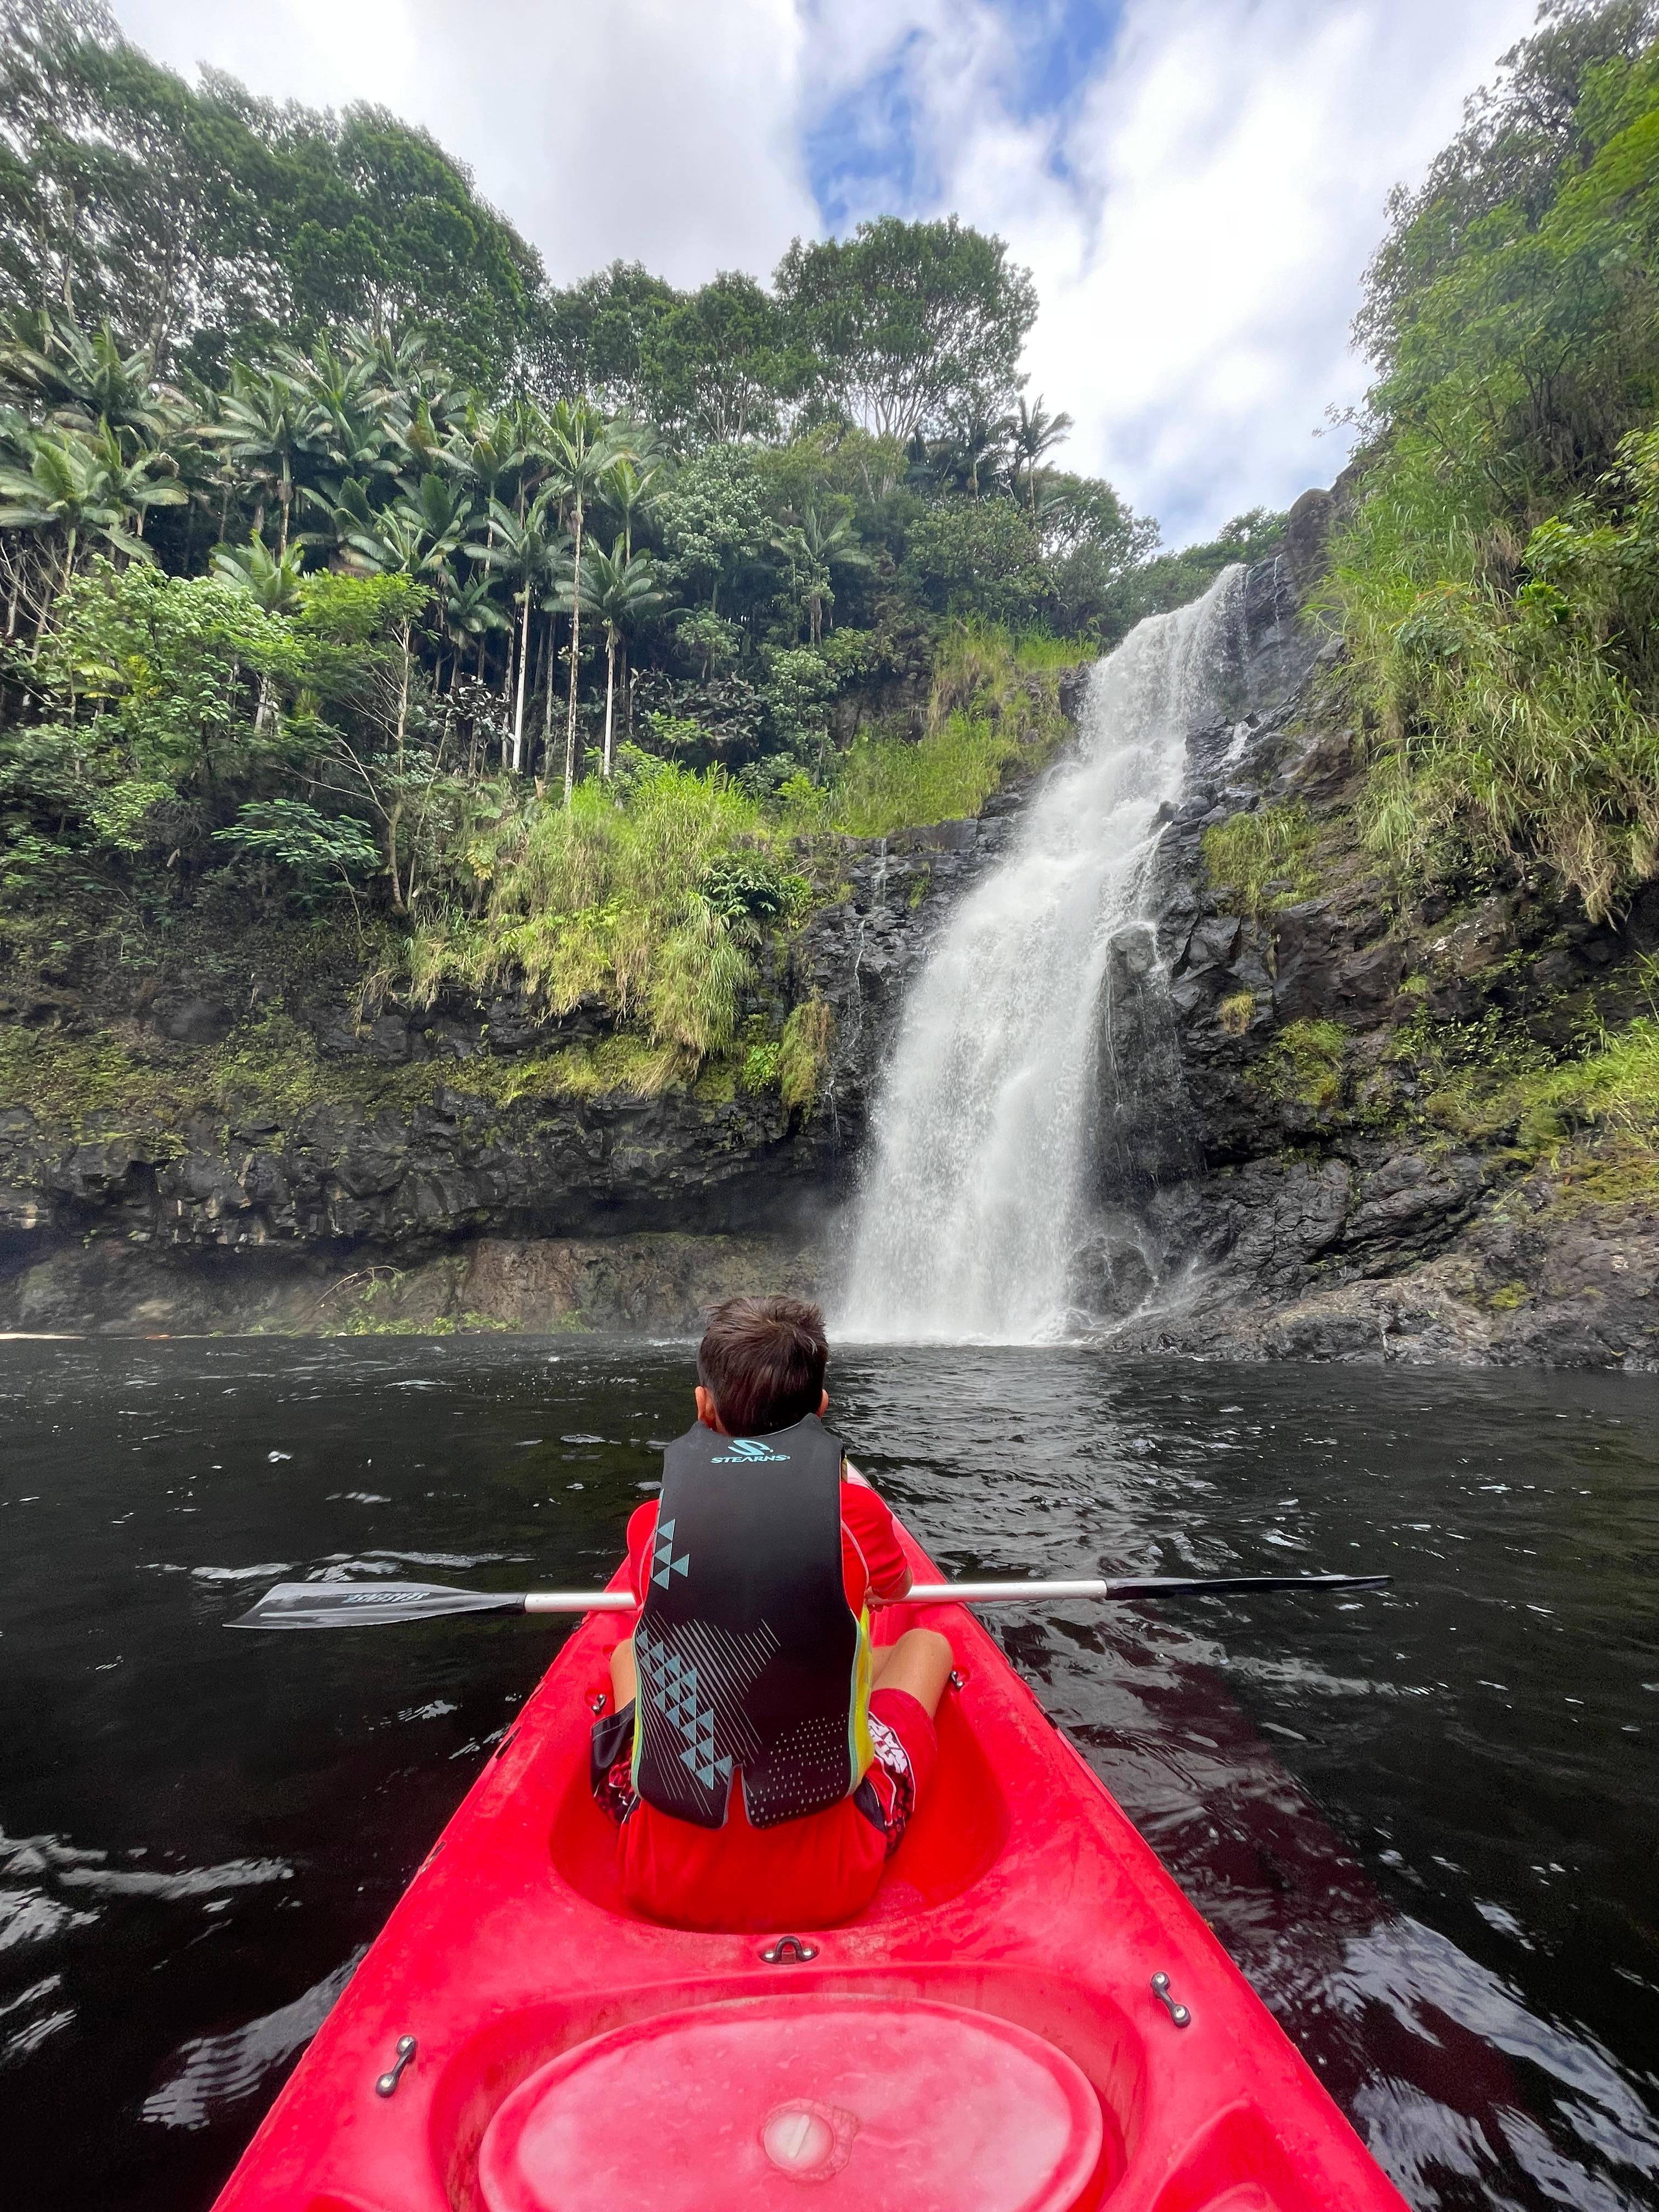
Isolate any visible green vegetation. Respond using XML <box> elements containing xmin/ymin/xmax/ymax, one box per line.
<box><xmin>778</xmin><ymin>998</ymin><xmax>834</xmax><ymax>1113</ymax></box>
<box><xmin>0</xmin><ymin>3</ymin><xmax>1276</xmax><ymax>1093</ymax></box>
<box><xmin>1201</xmin><ymin>803</ymin><xmax>1319</xmax><ymax>917</ymax></box>
<box><xmin>811</xmin><ymin>719</ymin><xmax>1021</xmax><ymax>839</ymax></box>
<box><xmin>1304</xmin><ymin>979</ymin><xmax>1659</xmax><ymax>1211</ymax></box>
<box><xmin>1394</xmin><ymin>996</ymin><xmax>1659</xmax><ymax>1159</ymax></box>
<box><xmin>403</xmin><ymin>761</ymin><xmax>788</xmax><ymax>1066</ymax></box>
<box><xmin>1330</xmin><ymin>0</ymin><xmax>1659</xmax><ymax>921</ymax></box>
<box><xmin>1256</xmin><ymin>1019</ymin><xmax>1347</xmax><ymax>1110</ymax></box>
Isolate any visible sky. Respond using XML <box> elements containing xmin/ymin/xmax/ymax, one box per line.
<box><xmin>112</xmin><ymin>0</ymin><xmax>1540</xmax><ymax>543</ymax></box>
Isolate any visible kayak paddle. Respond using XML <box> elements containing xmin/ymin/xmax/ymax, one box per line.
<box><xmin>228</xmin><ymin>1571</ymin><xmax>1389</xmax><ymax>1630</ymax></box>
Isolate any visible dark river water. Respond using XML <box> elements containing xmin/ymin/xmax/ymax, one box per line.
<box><xmin>0</xmin><ymin>1337</ymin><xmax>1655</xmax><ymax>2211</ymax></box>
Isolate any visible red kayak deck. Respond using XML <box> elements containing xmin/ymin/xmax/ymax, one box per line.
<box><xmin>212</xmin><ymin>1518</ymin><xmax>1409</xmax><ymax>2212</ymax></box>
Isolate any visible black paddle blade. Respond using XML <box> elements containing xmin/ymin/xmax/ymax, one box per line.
<box><xmin>228</xmin><ymin>1580</ymin><xmax>526</xmax><ymax>1629</ymax></box>
<box><xmin>1104</xmin><ymin>1572</ymin><xmax>1391</xmax><ymax>1599</ymax></box>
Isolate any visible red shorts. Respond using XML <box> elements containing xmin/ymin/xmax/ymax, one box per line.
<box><xmin>593</xmin><ymin>1688</ymin><xmax>938</xmax><ymax>1933</ymax></box>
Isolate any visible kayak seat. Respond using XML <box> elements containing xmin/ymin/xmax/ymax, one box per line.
<box><xmin>547</xmin><ymin>1680</ymin><xmax>1010</xmax><ymax>1927</ymax></box>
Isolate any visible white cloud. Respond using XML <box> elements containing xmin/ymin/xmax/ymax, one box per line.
<box><xmin>800</xmin><ymin>0</ymin><xmax>1539</xmax><ymax>538</ymax></box>
<box><xmin>114</xmin><ymin>0</ymin><xmax>1540</xmax><ymax>537</ymax></box>
<box><xmin>111</xmin><ymin>0</ymin><xmax>819</xmax><ymax>287</ymax></box>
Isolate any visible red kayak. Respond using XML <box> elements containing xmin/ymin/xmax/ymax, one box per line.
<box><xmin>211</xmin><ymin>1516</ymin><xmax>1409</xmax><ymax>2212</ymax></box>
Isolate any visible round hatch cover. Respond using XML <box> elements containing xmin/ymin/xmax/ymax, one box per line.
<box><xmin>478</xmin><ymin>1993</ymin><xmax>1103</xmax><ymax>2212</ymax></box>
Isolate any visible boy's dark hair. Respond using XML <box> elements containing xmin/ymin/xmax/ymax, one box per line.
<box><xmin>697</xmin><ymin>1295</ymin><xmax>828</xmax><ymax>1436</ymax></box>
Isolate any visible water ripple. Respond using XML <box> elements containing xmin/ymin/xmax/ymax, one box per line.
<box><xmin>142</xmin><ymin>1952</ymin><xmax>363</xmax><ymax>2131</ymax></box>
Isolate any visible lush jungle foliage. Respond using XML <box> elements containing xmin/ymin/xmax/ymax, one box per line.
<box><xmin>0</xmin><ymin>0</ymin><xmax>1283</xmax><ymax>1062</ymax></box>
<box><xmin>1330</xmin><ymin>0</ymin><xmax>1659</xmax><ymax>923</ymax></box>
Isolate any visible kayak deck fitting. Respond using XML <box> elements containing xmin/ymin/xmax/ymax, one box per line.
<box><xmin>211</xmin><ymin>1517</ymin><xmax>1409</xmax><ymax>2212</ymax></box>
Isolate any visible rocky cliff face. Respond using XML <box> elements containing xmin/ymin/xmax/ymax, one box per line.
<box><xmin>1100</xmin><ymin>500</ymin><xmax>1659</xmax><ymax>1369</ymax></box>
<box><xmin>0</xmin><ymin>748</ymin><xmax>1043</xmax><ymax>1335</ymax></box>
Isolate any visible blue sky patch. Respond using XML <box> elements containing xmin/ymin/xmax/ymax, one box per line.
<box><xmin>806</xmin><ymin>1</ymin><xmax>1123</xmax><ymax>232</ymax></box>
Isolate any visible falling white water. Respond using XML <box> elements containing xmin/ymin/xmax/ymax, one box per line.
<box><xmin>837</xmin><ymin>566</ymin><xmax>1246</xmax><ymax>1343</ymax></box>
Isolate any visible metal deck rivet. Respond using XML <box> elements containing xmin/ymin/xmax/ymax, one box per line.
<box><xmin>375</xmin><ymin>2032</ymin><xmax>417</xmax><ymax>2096</ymax></box>
<box><xmin>1150</xmin><ymin>1972</ymin><xmax>1191</xmax><ymax>2028</ymax></box>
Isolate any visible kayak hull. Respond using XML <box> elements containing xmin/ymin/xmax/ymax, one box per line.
<box><xmin>211</xmin><ymin>1520</ymin><xmax>1409</xmax><ymax>2212</ymax></box>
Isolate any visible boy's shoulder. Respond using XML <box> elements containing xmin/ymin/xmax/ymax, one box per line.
<box><xmin>840</xmin><ymin>1476</ymin><xmax>894</xmax><ymax>1528</ymax></box>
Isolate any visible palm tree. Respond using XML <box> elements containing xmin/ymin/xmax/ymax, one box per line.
<box><xmin>442</xmin><ymin>569</ymin><xmax>509</xmax><ymax>691</ymax></box>
<box><xmin>535</xmin><ymin>537</ymin><xmax>576</xmax><ymax>776</ymax></box>
<box><xmin>213</xmin><ymin>535</ymin><xmax>308</xmax><ymax>729</ymax></box>
<box><xmin>950</xmin><ymin>409</ymin><xmax>1016</xmax><ymax>498</ymax></box>
<box><xmin>336</xmin><ymin>473</ymin><xmax>471</xmax><ymax>762</ymax></box>
<box><xmin>544</xmin><ymin>399</ymin><xmax>624</xmax><ymax>801</ymax></box>
<box><xmin>0</xmin><ymin>309</ymin><xmax>167</xmax><ymax>439</ymax></box>
<box><xmin>572</xmin><ymin>538</ymin><xmax>663</xmax><ymax>777</ymax></box>
<box><xmin>597</xmin><ymin>451</ymin><xmax>661</xmax><ymax>562</ymax></box>
<box><xmin>465</xmin><ymin>490</ymin><xmax>566</xmax><ymax>774</ymax></box>
<box><xmin>441</xmin><ymin>408</ymin><xmax>519</xmax><ymax>685</ymax></box>
<box><xmin>771</xmin><ymin>503</ymin><xmax>873</xmax><ymax>647</ymax></box>
<box><xmin>215</xmin><ymin>368</ymin><xmax>308</xmax><ymax>555</ymax></box>
<box><xmin>1012</xmin><ymin>396</ymin><xmax>1073</xmax><ymax>516</ymax></box>
<box><xmin>0</xmin><ymin>422</ymin><xmax>186</xmax><ymax>634</ymax></box>
<box><xmin>212</xmin><ymin>534</ymin><xmax>306</xmax><ymax>615</ymax></box>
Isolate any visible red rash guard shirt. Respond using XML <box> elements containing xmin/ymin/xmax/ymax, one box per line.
<box><xmin>616</xmin><ymin>1478</ymin><xmax>911</xmax><ymax>1929</ymax></box>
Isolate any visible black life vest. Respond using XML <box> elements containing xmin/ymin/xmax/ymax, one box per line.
<box><xmin>631</xmin><ymin>1413</ymin><xmax>868</xmax><ymax>1830</ymax></box>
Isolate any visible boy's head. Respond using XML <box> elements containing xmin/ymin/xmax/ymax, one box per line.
<box><xmin>696</xmin><ymin>1295</ymin><xmax>829</xmax><ymax>1437</ymax></box>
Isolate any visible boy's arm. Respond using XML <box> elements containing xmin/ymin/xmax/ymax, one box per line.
<box><xmin>842</xmin><ymin>1480</ymin><xmax>912</xmax><ymax>1602</ymax></box>
<box><xmin>624</xmin><ymin>1499</ymin><xmax>659</xmax><ymax>1602</ymax></box>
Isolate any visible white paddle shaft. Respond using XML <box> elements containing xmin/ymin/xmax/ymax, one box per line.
<box><xmin>520</xmin><ymin>1579</ymin><xmax>1107</xmax><ymax>1616</ymax></box>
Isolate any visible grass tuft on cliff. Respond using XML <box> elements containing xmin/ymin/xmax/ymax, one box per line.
<box><xmin>782</xmin><ymin>621</ymin><xmax>1087</xmax><ymax>841</ymax></box>
<box><xmin>403</xmin><ymin>761</ymin><xmax>798</xmax><ymax>1070</ymax></box>
<box><xmin>1256</xmin><ymin>1018</ymin><xmax>1347</xmax><ymax>1110</ymax></box>
<box><xmin>1202</xmin><ymin>803</ymin><xmax>1318</xmax><ymax>918</ymax></box>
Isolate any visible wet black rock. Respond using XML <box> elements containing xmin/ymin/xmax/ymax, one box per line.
<box><xmin>1100</xmin><ymin>533</ymin><xmax>1658</xmax><ymax>1370</ymax></box>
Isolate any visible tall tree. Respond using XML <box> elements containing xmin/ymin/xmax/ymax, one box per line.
<box><xmin>544</xmin><ymin>398</ymin><xmax>620</xmax><ymax>799</ymax></box>
<box><xmin>0</xmin><ymin>8</ymin><xmax>545</xmax><ymax>388</ymax></box>
<box><xmin>537</xmin><ymin>260</ymin><xmax>679</xmax><ymax>413</ymax></box>
<box><xmin>574</xmin><ymin>538</ymin><xmax>662</xmax><ymax>776</ymax></box>
<box><xmin>643</xmin><ymin>272</ymin><xmax>797</xmax><ymax>444</ymax></box>
<box><xmin>775</xmin><ymin>216</ymin><xmax>1036</xmax><ymax>443</ymax></box>
<box><xmin>1012</xmin><ymin>395</ymin><xmax>1073</xmax><ymax>516</ymax></box>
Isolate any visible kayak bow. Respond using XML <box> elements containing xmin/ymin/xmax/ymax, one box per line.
<box><xmin>211</xmin><ymin>1513</ymin><xmax>1408</xmax><ymax>2212</ymax></box>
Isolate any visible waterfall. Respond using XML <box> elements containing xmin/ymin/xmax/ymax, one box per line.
<box><xmin>836</xmin><ymin>565</ymin><xmax>1246</xmax><ymax>1344</ymax></box>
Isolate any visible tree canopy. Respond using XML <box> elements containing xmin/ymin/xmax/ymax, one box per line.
<box><xmin>0</xmin><ymin>0</ymin><xmax>542</xmax><ymax>386</ymax></box>
<box><xmin>0</xmin><ymin>0</ymin><xmax>1281</xmax><ymax>1074</ymax></box>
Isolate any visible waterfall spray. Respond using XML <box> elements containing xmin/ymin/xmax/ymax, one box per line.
<box><xmin>837</xmin><ymin>566</ymin><xmax>1246</xmax><ymax>1343</ymax></box>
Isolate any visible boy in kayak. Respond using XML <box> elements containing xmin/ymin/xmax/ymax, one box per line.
<box><xmin>590</xmin><ymin>1294</ymin><xmax>953</xmax><ymax>1929</ymax></box>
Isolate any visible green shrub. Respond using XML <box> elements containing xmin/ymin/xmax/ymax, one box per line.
<box><xmin>1512</xmin><ymin>1016</ymin><xmax>1659</xmax><ymax>1154</ymax></box>
<box><xmin>408</xmin><ymin>761</ymin><xmax>774</xmax><ymax>1062</ymax></box>
<box><xmin>740</xmin><ymin>1039</ymin><xmax>781</xmax><ymax>1092</ymax></box>
<box><xmin>1324</xmin><ymin>25</ymin><xmax>1659</xmax><ymax>921</ymax></box>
